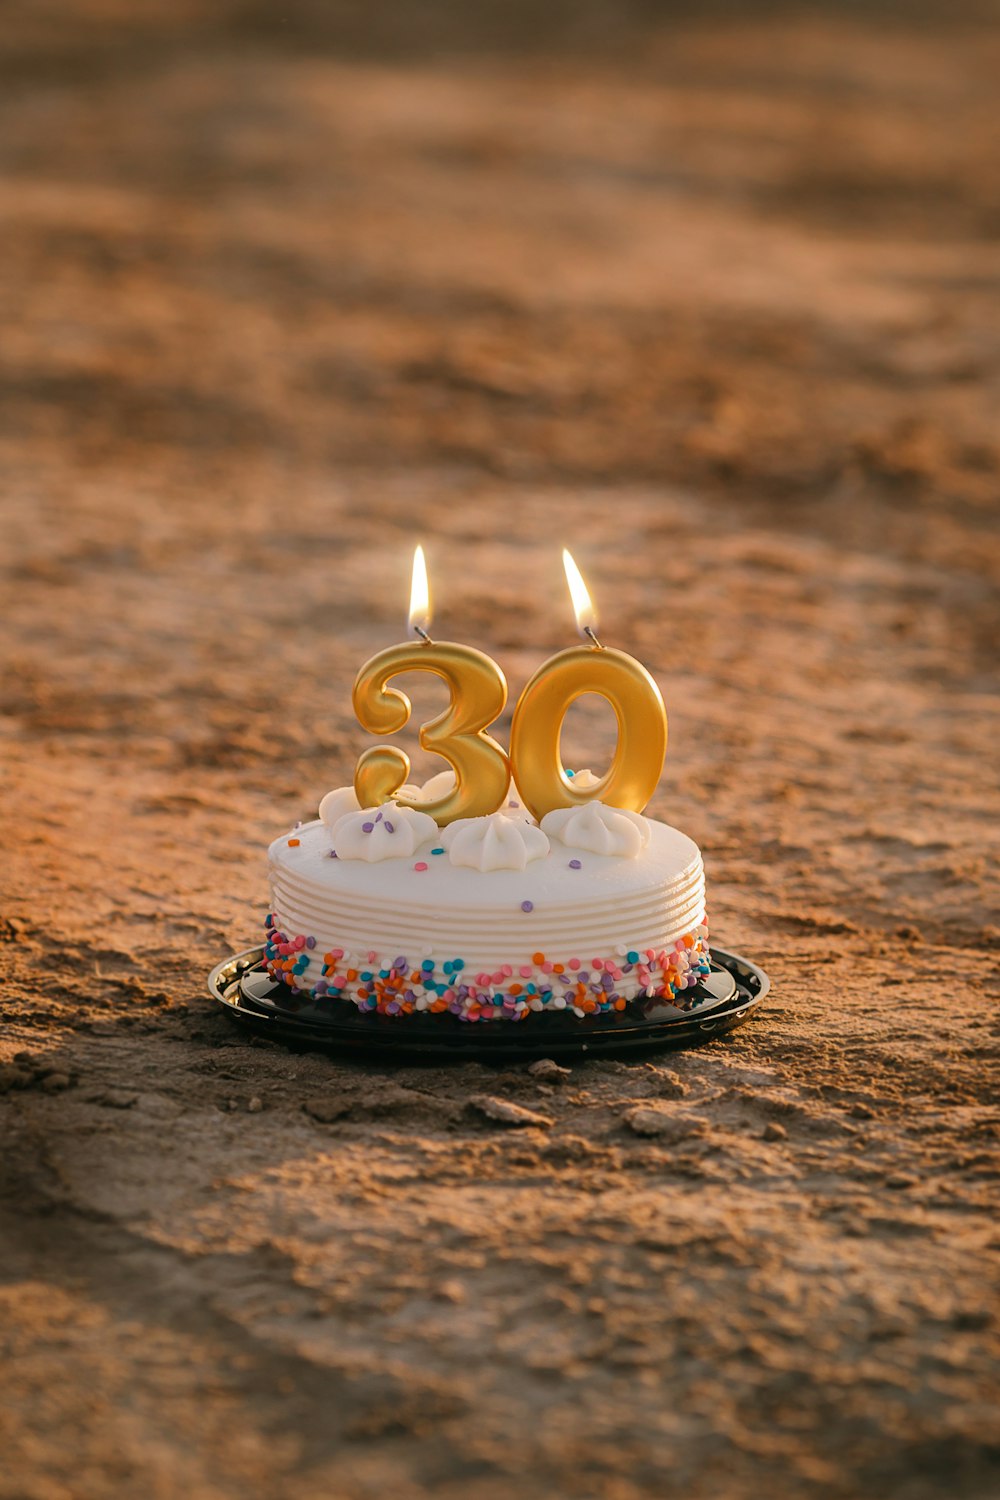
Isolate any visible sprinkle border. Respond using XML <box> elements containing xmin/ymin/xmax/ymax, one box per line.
<box><xmin>263</xmin><ymin>914</ymin><xmax>711</xmax><ymax>1022</ymax></box>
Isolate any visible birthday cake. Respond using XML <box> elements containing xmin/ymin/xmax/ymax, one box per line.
<box><xmin>264</xmin><ymin>771</ymin><xmax>710</xmax><ymax>1024</ymax></box>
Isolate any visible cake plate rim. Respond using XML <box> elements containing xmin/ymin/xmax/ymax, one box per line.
<box><xmin>206</xmin><ymin>945</ymin><xmax>769</xmax><ymax>1060</ymax></box>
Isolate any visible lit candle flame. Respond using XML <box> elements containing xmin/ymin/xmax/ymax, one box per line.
<box><xmin>407</xmin><ymin>545</ymin><xmax>431</xmax><ymax>640</ymax></box>
<box><xmin>562</xmin><ymin>548</ymin><xmax>599</xmax><ymax>642</ymax></box>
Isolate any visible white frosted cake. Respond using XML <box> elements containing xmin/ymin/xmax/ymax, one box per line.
<box><xmin>264</xmin><ymin>771</ymin><xmax>710</xmax><ymax>1024</ymax></box>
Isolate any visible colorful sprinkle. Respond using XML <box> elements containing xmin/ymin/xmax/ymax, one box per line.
<box><xmin>521</xmin><ymin>900</ymin><xmax>534</xmax><ymax>912</ymax></box>
<box><xmin>414</xmin><ymin>861</ymin><xmax>429</xmax><ymax>872</ymax></box>
<box><xmin>431</xmin><ymin>847</ymin><xmax>445</xmax><ymax>855</ymax></box>
<box><xmin>287</xmin><ymin>838</ymin><xmax>300</xmax><ymax>847</ymax></box>
<box><xmin>569</xmin><ymin>859</ymin><xmax>582</xmax><ymax>869</ymax></box>
<box><xmin>261</xmin><ymin>914</ymin><xmax>710</xmax><ymax>1024</ymax></box>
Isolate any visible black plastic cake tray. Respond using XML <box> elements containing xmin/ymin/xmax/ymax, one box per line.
<box><xmin>207</xmin><ymin>945</ymin><xmax>769</xmax><ymax>1059</ymax></box>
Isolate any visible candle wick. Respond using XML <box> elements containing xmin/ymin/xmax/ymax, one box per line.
<box><xmin>583</xmin><ymin>625</ymin><xmax>604</xmax><ymax>649</ymax></box>
<box><xmin>413</xmin><ymin>624</ymin><xmax>435</xmax><ymax>645</ymax></box>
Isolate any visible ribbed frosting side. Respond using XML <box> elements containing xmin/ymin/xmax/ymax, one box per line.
<box><xmin>266</xmin><ymin>818</ymin><xmax>707</xmax><ymax>991</ymax></box>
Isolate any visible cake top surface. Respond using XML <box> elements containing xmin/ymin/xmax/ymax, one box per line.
<box><xmin>269</xmin><ymin>812</ymin><xmax>701</xmax><ymax>913</ymax></box>
<box><xmin>268</xmin><ymin>773</ymin><xmax>706</xmax><ymax>977</ymax></box>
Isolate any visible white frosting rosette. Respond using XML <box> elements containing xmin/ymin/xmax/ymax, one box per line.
<box><xmin>442</xmin><ymin>811</ymin><xmax>549</xmax><ymax>872</ymax></box>
<box><xmin>319</xmin><ymin>783</ymin><xmax>425</xmax><ymax>832</ymax></box>
<box><xmin>331</xmin><ymin>802</ymin><xmax>438</xmax><ymax>862</ymax></box>
<box><xmin>411</xmin><ymin>768</ymin><xmax>457</xmax><ymax>803</ymax></box>
<box><xmin>541</xmin><ymin>801</ymin><xmax>650</xmax><ymax>859</ymax></box>
<box><xmin>412</xmin><ymin>767</ymin><xmax>531</xmax><ymax>820</ymax></box>
<box><xmin>501</xmin><ymin>787</ymin><xmax>531</xmax><ymax>818</ymax></box>
<box><xmin>318</xmin><ymin>785</ymin><xmax>361</xmax><ymax>831</ymax></box>
<box><xmin>566</xmin><ymin>768</ymin><xmax>602</xmax><ymax>791</ymax></box>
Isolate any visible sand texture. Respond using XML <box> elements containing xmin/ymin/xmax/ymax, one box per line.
<box><xmin>1</xmin><ymin>3</ymin><xmax>998</xmax><ymax>1497</ymax></box>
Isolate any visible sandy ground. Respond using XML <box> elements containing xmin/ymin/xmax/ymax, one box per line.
<box><xmin>1</xmin><ymin>3</ymin><xmax>999</xmax><ymax>1497</ymax></box>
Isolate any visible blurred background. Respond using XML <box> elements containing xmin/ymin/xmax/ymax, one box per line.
<box><xmin>5</xmin><ymin>6</ymin><xmax>1000</xmax><ymax>476</ymax></box>
<box><xmin>5</xmin><ymin>0</ymin><xmax>999</xmax><ymax>513</ymax></box>
<box><xmin>3</xmin><ymin>7</ymin><xmax>1000</xmax><ymax>1498</ymax></box>
<box><xmin>5</xmin><ymin>0</ymin><xmax>999</xmax><ymax>937</ymax></box>
<box><xmin>3</xmin><ymin>0</ymin><xmax>998</xmax><ymax>921</ymax></box>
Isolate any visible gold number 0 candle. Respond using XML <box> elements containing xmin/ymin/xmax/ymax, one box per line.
<box><xmin>352</xmin><ymin>547</ymin><xmax>511</xmax><ymax>826</ymax></box>
<box><xmin>510</xmin><ymin>550</ymin><xmax>667</xmax><ymax>822</ymax></box>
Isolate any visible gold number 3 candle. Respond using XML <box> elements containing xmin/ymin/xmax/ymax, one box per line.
<box><xmin>352</xmin><ymin>547</ymin><xmax>512</xmax><ymax>826</ymax></box>
<box><xmin>509</xmin><ymin>549</ymin><xmax>668</xmax><ymax>822</ymax></box>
